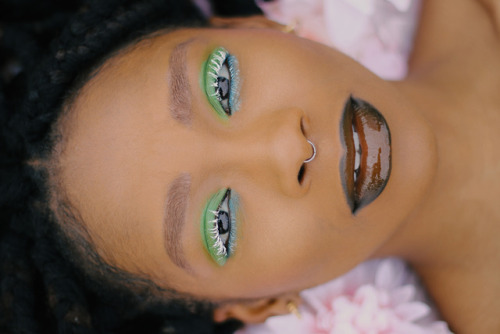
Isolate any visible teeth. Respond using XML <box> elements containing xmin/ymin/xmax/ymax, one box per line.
<box><xmin>353</xmin><ymin>126</ymin><xmax>361</xmax><ymax>182</ymax></box>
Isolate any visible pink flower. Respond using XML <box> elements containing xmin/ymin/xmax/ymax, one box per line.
<box><xmin>256</xmin><ymin>0</ymin><xmax>422</xmax><ymax>80</ymax></box>
<box><xmin>237</xmin><ymin>259</ymin><xmax>453</xmax><ymax>334</ymax></box>
<box><xmin>256</xmin><ymin>0</ymin><xmax>330</xmax><ymax>44</ymax></box>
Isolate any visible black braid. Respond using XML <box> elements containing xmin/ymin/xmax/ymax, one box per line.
<box><xmin>211</xmin><ymin>0</ymin><xmax>263</xmax><ymax>17</ymax></box>
<box><xmin>0</xmin><ymin>0</ymin><xmax>256</xmax><ymax>332</ymax></box>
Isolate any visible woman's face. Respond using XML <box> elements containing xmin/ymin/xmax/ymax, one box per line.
<box><xmin>59</xmin><ymin>28</ymin><xmax>436</xmax><ymax>300</ymax></box>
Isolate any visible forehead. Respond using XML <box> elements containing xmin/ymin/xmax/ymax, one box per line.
<box><xmin>56</xmin><ymin>30</ymin><xmax>188</xmax><ymax>264</ymax></box>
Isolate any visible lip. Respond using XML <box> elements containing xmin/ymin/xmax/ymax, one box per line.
<box><xmin>340</xmin><ymin>96</ymin><xmax>391</xmax><ymax>214</ymax></box>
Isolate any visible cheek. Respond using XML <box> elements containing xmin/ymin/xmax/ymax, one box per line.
<box><xmin>231</xmin><ymin>33</ymin><xmax>363</xmax><ymax>109</ymax></box>
<box><xmin>225</xmin><ymin>195</ymin><xmax>338</xmax><ymax>293</ymax></box>
<box><xmin>224</xmin><ymin>33</ymin><xmax>318</xmax><ymax>109</ymax></box>
<box><xmin>236</xmin><ymin>186</ymin><xmax>401</xmax><ymax>291</ymax></box>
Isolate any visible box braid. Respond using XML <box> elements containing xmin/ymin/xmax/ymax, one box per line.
<box><xmin>0</xmin><ymin>0</ymin><xmax>253</xmax><ymax>333</ymax></box>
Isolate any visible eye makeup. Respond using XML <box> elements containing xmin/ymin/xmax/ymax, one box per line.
<box><xmin>200</xmin><ymin>188</ymin><xmax>239</xmax><ymax>266</ymax></box>
<box><xmin>202</xmin><ymin>47</ymin><xmax>240</xmax><ymax>119</ymax></box>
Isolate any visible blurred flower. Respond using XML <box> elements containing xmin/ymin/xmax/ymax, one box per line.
<box><xmin>256</xmin><ymin>0</ymin><xmax>422</xmax><ymax>80</ymax></box>
<box><xmin>237</xmin><ymin>258</ymin><xmax>453</xmax><ymax>334</ymax></box>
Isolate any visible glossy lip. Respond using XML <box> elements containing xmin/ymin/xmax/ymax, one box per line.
<box><xmin>340</xmin><ymin>96</ymin><xmax>392</xmax><ymax>214</ymax></box>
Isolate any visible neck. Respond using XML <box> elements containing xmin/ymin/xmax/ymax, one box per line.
<box><xmin>382</xmin><ymin>63</ymin><xmax>500</xmax><ymax>261</ymax></box>
<box><xmin>369</xmin><ymin>0</ymin><xmax>500</xmax><ymax>331</ymax></box>
<box><xmin>374</xmin><ymin>66</ymin><xmax>500</xmax><ymax>332</ymax></box>
<box><xmin>375</xmin><ymin>0</ymin><xmax>500</xmax><ymax>273</ymax></box>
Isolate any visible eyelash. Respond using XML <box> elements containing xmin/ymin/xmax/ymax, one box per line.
<box><xmin>204</xmin><ymin>47</ymin><xmax>240</xmax><ymax>119</ymax></box>
<box><xmin>201</xmin><ymin>189</ymin><xmax>239</xmax><ymax>266</ymax></box>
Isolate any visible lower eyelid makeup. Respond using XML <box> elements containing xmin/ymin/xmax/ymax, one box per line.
<box><xmin>227</xmin><ymin>54</ymin><xmax>240</xmax><ymax>113</ymax></box>
<box><xmin>200</xmin><ymin>188</ymin><xmax>240</xmax><ymax>266</ymax></box>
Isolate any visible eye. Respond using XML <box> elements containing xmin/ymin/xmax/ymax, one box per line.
<box><xmin>204</xmin><ymin>47</ymin><xmax>240</xmax><ymax>119</ymax></box>
<box><xmin>201</xmin><ymin>189</ymin><xmax>239</xmax><ymax>266</ymax></box>
<box><xmin>216</xmin><ymin>61</ymin><xmax>231</xmax><ymax>113</ymax></box>
<box><xmin>211</xmin><ymin>191</ymin><xmax>231</xmax><ymax>250</ymax></box>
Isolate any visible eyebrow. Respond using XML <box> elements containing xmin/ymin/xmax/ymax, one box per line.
<box><xmin>167</xmin><ymin>39</ymin><xmax>195</xmax><ymax>126</ymax></box>
<box><xmin>164</xmin><ymin>173</ymin><xmax>192</xmax><ymax>272</ymax></box>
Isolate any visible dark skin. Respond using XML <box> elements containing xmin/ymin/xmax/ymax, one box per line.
<box><xmin>380</xmin><ymin>0</ymin><xmax>500</xmax><ymax>332</ymax></box>
<box><xmin>56</xmin><ymin>0</ymin><xmax>500</xmax><ymax>332</ymax></box>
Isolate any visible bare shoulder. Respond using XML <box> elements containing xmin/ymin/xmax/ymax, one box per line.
<box><xmin>408</xmin><ymin>0</ymin><xmax>500</xmax><ymax>74</ymax></box>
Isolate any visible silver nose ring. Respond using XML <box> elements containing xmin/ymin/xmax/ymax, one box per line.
<box><xmin>304</xmin><ymin>140</ymin><xmax>317</xmax><ymax>163</ymax></box>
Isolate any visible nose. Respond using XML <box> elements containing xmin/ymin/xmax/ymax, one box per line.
<box><xmin>212</xmin><ymin>108</ymin><xmax>314</xmax><ymax>197</ymax></box>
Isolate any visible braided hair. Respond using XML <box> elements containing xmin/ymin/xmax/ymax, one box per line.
<box><xmin>0</xmin><ymin>0</ymin><xmax>261</xmax><ymax>332</ymax></box>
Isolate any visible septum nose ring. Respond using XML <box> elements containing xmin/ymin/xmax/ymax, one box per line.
<box><xmin>304</xmin><ymin>140</ymin><xmax>317</xmax><ymax>163</ymax></box>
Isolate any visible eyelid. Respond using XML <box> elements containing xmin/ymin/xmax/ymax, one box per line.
<box><xmin>200</xmin><ymin>189</ymin><xmax>227</xmax><ymax>265</ymax></box>
<box><xmin>202</xmin><ymin>47</ymin><xmax>240</xmax><ymax>120</ymax></box>
<box><xmin>200</xmin><ymin>188</ymin><xmax>240</xmax><ymax>266</ymax></box>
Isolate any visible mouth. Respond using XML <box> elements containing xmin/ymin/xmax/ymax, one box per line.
<box><xmin>340</xmin><ymin>96</ymin><xmax>391</xmax><ymax>214</ymax></box>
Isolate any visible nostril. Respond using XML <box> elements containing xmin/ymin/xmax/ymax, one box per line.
<box><xmin>298</xmin><ymin>163</ymin><xmax>306</xmax><ymax>184</ymax></box>
<box><xmin>300</xmin><ymin>117</ymin><xmax>306</xmax><ymax>135</ymax></box>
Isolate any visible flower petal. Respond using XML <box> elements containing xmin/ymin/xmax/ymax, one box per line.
<box><xmin>395</xmin><ymin>302</ymin><xmax>430</xmax><ymax>322</ymax></box>
<box><xmin>391</xmin><ymin>285</ymin><xmax>416</xmax><ymax>305</ymax></box>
